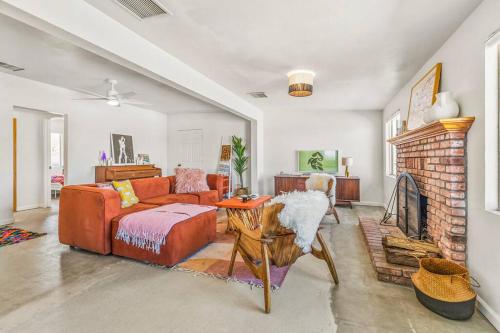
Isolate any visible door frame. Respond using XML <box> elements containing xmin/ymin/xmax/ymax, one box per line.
<box><xmin>12</xmin><ymin>107</ymin><xmax>67</xmax><ymax>211</ymax></box>
<box><xmin>12</xmin><ymin>118</ymin><xmax>17</xmax><ymax>212</ymax></box>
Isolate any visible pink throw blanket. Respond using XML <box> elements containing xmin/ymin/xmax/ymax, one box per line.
<box><xmin>115</xmin><ymin>203</ymin><xmax>216</xmax><ymax>254</ymax></box>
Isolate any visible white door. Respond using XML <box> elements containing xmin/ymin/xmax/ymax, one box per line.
<box><xmin>176</xmin><ymin>129</ymin><xmax>203</xmax><ymax>168</ymax></box>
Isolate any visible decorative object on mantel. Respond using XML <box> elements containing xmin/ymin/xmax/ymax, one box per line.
<box><xmin>407</xmin><ymin>63</ymin><xmax>442</xmax><ymax>130</ymax></box>
<box><xmin>424</xmin><ymin>92</ymin><xmax>460</xmax><ymax>123</ymax></box>
<box><xmin>232</xmin><ymin>135</ymin><xmax>249</xmax><ymax>196</ymax></box>
<box><xmin>287</xmin><ymin>70</ymin><xmax>315</xmax><ymax>97</ymax></box>
<box><xmin>341</xmin><ymin>157</ymin><xmax>353</xmax><ymax>177</ymax></box>
<box><xmin>412</xmin><ymin>258</ymin><xmax>478</xmax><ymax>320</ymax></box>
<box><xmin>401</xmin><ymin>120</ymin><xmax>408</xmax><ymax>133</ymax></box>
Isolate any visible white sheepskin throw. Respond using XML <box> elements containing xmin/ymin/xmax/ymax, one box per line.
<box><xmin>270</xmin><ymin>190</ymin><xmax>329</xmax><ymax>253</ymax></box>
<box><xmin>305</xmin><ymin>173</ymin><xmax>336</xmax><ymax>206</ymax></box>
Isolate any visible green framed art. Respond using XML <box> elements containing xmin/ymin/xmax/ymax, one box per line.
<box><xmin>297</xmin><ymin>150</ymin><xmax>339</xmax><ymax>173</ymax></box>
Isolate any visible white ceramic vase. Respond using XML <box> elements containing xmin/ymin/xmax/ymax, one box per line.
<box><xmin>432</xmin><ymin>92</ymin><xmax>460</xmax><ymax>121</ymax></box>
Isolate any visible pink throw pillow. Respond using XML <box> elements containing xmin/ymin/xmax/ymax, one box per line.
<box><xmin>175</xmin><ymin>168</ymin><xmax>210</xmax><ymax>193</ymax></box>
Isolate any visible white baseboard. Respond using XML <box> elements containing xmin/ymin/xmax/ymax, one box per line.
<box><xmin>352</xmin><ymin>201</ymin><xmax>385</xmax><ymax>207</ymax></box>
<box><xmin>16</xmin><ymin>204</ymin><xmax>45</xmax><ymax>211</ymax></box>
<box><xmin>477</xmin><ymin>296</ymin><xmax>500</xmax><ymax>331</ymax></box>
<box><xmin>0</xmin><ymin>217</ymin><xmax>14</xmax><ymax>225</ymax></box>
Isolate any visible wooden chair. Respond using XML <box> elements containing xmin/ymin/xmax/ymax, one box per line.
<box><xmin>227</xmin><ymin>203</ymin><xmax>339</xmax><ymax>313</ymax></box>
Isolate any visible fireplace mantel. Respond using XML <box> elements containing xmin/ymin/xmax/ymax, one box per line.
<box><xmin>388</xmin><ymin>117</ymin><xmax>475</xmax><ymax>145</ymax></box>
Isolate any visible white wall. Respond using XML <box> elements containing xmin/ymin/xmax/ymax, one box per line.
<box><xmin>0</xmin><ymin>72</ymin><xmax>168</xmax><ymax>223</ymax></box>
<box><xmin>263</xmin><ymin>109</ymin><xmax>384</xmax><ymax>204</ymax></box>
<box><xmin>167</xmin><ymin>112</ymin><xmax>251</xmax><ymax>189</ymax></box>
<box><xmin>13</xmin><ymin>108</ymin><xmax>46</xmax><ymax>211</ymax></box>
<box><xmin>382</xmin><ymin>0</ymin><xmax>500</xmax><ymax>328</ymax></box>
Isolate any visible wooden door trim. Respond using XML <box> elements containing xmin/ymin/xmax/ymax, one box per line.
<box><xmin>13</xmin><ymin>118</ymin><xmax>17</xmax><ymax>212</ymax></box>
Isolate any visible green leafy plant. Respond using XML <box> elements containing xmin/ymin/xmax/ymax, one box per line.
<box><xmin>232</xmin><ymin>135</ymin><xmax>249</xmax><ymax>187</ymax></box>
<box><xmin>307</xmin><ymin>151</ymin><xmax>324</xmax><ymax>171</ymax></box>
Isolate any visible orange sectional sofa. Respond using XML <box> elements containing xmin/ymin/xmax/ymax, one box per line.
<box><xmin>59</xmin><ymin>175</ymin><xmax>224</xmax><ymax>260</ymax></box>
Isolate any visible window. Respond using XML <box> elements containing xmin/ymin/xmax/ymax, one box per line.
<box><xmin>485</xmin><ymin>29</ymin><xmax>500</xmax><ymax>212</ymax></box>
<box><xmin>50</xmin><ymin>133</ymin><xmax>63</xmax><ymax>167</ymax></box>
<box><xmin>385</xmin><ymin>112</ymin><xmax>400</xmax><ymax>177</ymax></box>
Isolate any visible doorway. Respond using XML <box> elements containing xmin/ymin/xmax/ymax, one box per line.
<box><xmin>12</xmin><ymin>107</ymin><xmax>67</xmax><ymax>212</ymax></box>
<box><xmin>175</xmin><ymin>129</ymin><xmax>203</xmax><ymax>169</ymax></box>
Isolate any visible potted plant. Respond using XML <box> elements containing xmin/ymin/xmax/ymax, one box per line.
<box><xmin>232</xmin><ymin>135</ymin><xmax>249</xmax><ymax>196</ymax></box>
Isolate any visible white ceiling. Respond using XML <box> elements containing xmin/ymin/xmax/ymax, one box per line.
<box><xmin>0</xmin><ymin>13</ymin><xmax>220</xmax><ymax>114</ymax></box>
<box><xmin>85</xmin><ymin>0</ymin><xmax>482</xmax><ymax>112</ymax></box>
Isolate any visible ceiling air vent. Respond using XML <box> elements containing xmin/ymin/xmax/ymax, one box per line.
<box><xmin>248</xmin><ymin>92</ymin><xmax>268</xmax><ymax>98</ymax></box>
<box><xmin>0</xmin><ymin>61</ymin><xmax>24</xmax><ymax>72</ymax></box>
<box><xmin>114</xmin><ymin>0</ymin><xmax>172</xmax><ymax>19</ymax></box>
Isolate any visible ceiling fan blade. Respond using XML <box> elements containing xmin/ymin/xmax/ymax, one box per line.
<box><xmin>123</xmin><ymin>100</ymin><xmax>153</xmax><ymax>107</ymax></box>
<box><xmin>72</xmin><ymin>97</ymin><xmax>108</xmax><ymax>101</ymax></box>
<box><xmin>116</xmin><ymin>91</ymin><xmax>136</xmax><ymax>99</ymax></box>
<box><xmin>73</xmin><ymin>88</ymin><xmax>108</xmax><ymax>99</ymax></box>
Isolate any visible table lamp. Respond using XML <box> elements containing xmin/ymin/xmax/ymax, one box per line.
<box><xmin>342</xmin><ymin>157</ymin><xmax>353</xmax><ymax>177</ymax></box>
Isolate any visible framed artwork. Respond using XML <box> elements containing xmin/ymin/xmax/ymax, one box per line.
<box><xmin>137</xmin><ymin>153</ymin><xmax>150</xmax><ymax>164</ymax></box>
<box><xmin>297</xmin><ymin>150</ymin><xmax>339</xmax><ymax>173</ymax></box>
<box><xmin>220</xmin><ymin>145</ymin><xmax>231</xmax><ymax>161</ymax></box>
<box><xmin>111</xmin><ymin>133</ymin><xmax>134</xmax><ymax>164</ymax></box>
<box><xmin>407</xmin><ymin>63</ymin><xmax>442</xmax><ymax>130</ymax></box>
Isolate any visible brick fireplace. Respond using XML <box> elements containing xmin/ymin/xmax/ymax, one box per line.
<box><xmin>359</xmin><ymin>117</ymin><xmax>474</xmax><ymax>286</ymax></box>
<box><xmin>389</xmin><ymin>117</ymin><xmax>475</xmax><ymax>265</ymax></box>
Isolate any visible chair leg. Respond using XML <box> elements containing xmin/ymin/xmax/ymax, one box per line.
<box><xmin>260</xmin><ymin>243</ymin><xmax>271</xmax><ymax>314</ymax></box>
<box><xmin>316</xmin><ymin>231</ymin><xmax>339</xmax><ymax>284</ymax></box>
<box><xmin>228</xmin><ymin>231</ymin><xmax>241</xmax><ymax>276</ymax></box>
<box><xmin>332</xmin><ymin>207</ymin><xmax>341</xmax><ymax>224</ymax></box>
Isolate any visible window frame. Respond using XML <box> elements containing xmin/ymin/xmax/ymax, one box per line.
<box><xmin>485</xmin><ymin>30</ymin><xmax>500</xmax><ymax>213</ymax></box>
<box><xmin>385</xmin><ymin>112</ymin><xmax>401</xmax><ymax>178</ymax></box>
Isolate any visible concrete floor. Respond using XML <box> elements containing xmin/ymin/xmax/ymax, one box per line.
<box><xmin>0</xmin><ymin>202</ymin><xmax>495</xmax><ymax>332</ymax></box>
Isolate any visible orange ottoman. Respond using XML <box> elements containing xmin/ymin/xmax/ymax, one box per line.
<box><xmin>111</xmin><ymin>210</ymin><xmax>217</xmax><ymax>267</ymax></box>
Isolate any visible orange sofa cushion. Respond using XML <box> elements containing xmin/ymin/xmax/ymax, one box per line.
<box><xmin>131</xmin><ymin>177</ymin><xmax>170</xmax><ymax>201</ymax></box>
<box><xmin>192</xmin><ymin>190</ymin><xmax>219</xmax><ymax>205</ymax></box>
<box><xmin>140</xmin><ymin>193</ymin><xmax>199</xmax><ymax>205</ymax></box>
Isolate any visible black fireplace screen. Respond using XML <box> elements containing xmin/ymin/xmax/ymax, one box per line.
<box><xmin>396</xmin><ymin>173</ymin><xmax>427</xmax><ymax>239</ymax></box>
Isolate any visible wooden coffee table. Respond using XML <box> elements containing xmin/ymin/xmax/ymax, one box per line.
<box><xmin>215</xmin><ymin>195</ymin><xmax>273</xmax><ymax>231</ymax></box>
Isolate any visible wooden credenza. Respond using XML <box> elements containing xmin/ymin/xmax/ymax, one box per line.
<box><xmin>274</xmin><ymin>175</ymin><xmax>360</xmax><ymax>207</ymax></box>
<box><xmin>95</xmin><ymin>165</ymin><xmax>162</xmax><ymax>183</ymax></box>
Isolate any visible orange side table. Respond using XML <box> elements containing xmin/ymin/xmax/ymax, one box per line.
<box><xmin>215</xmin><ymin>195</ymin><xmax>273</xmax><ymax>231</ymax></box>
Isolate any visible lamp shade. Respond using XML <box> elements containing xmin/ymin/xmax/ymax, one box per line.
<box><xmin>342</xmin><ymin>157</ymin><xmax>353</xmax><ymax>166</ymax></box>
<box><xmin>287</xmin><ymin>70</ymin><xmax>315</xmax><ymax>97</ymax></box>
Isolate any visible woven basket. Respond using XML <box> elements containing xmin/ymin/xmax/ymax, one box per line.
<box><xmin>411</xmin><ymin>258</ymin><xmax>476</xmax><ymax>320</ymax></box>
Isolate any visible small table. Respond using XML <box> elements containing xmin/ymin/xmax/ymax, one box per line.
<box><xmin>215</xmin><ymin>195</ymin><xmax>273</xmax><ymax>231</ymax></box>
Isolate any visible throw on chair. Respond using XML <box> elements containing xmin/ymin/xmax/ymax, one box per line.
<box><xmin>305</xmin><ymin>173</ymin><xmax>341</xmax><ymax>223</ymax></box>
<box><xmin>227</xmin><ymin>203</ymin><xmax>339</xmax><ymax>313</ymax></box>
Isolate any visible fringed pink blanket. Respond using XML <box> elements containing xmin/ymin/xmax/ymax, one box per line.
<box><xmin>115</xmin><ymin>203</ymin><xmax>216</xmax><ymax>254</ymax></box>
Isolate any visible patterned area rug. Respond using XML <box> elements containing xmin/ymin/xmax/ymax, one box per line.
<box><xmin>0</xmin><ymin>224</ymin><xmax>46</xmax><ymax>247</ymax></box>
<box><xmin>174</xmin><ymin>222</ymin><xmax>290</xmax><ymax>289</ymax></box>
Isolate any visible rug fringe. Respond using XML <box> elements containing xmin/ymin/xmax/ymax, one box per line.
<box><xmin>149</xmin><ymin>264</ymin><xmax>281</xmax><ymax>292</ymax></box>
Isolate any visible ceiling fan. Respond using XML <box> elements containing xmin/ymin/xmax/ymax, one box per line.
<box><xmin>74</xmin><ymin>79</ymin><xmax>151</xmax><ymax>107</ymax></box>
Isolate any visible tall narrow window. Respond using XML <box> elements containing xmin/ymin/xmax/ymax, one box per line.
<box><xmin>385</xmin><ymin>112</ymin><xmax>400</xmax><ymax>177</ymax></box>
<box><xmin>485</xmin><ymin>29</ymin><xmax>500</xmax><ymax>211</ymax></box>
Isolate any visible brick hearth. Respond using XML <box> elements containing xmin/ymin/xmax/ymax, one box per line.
<box><xmin>388</xmin><ymin>117</ymin><xmax>475</xmax><ymax>265</ymax></box>
<box><xmin>359</xmin><ymin>218</ymin><xmax>417</xmax><ymax>286</ymax></box>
